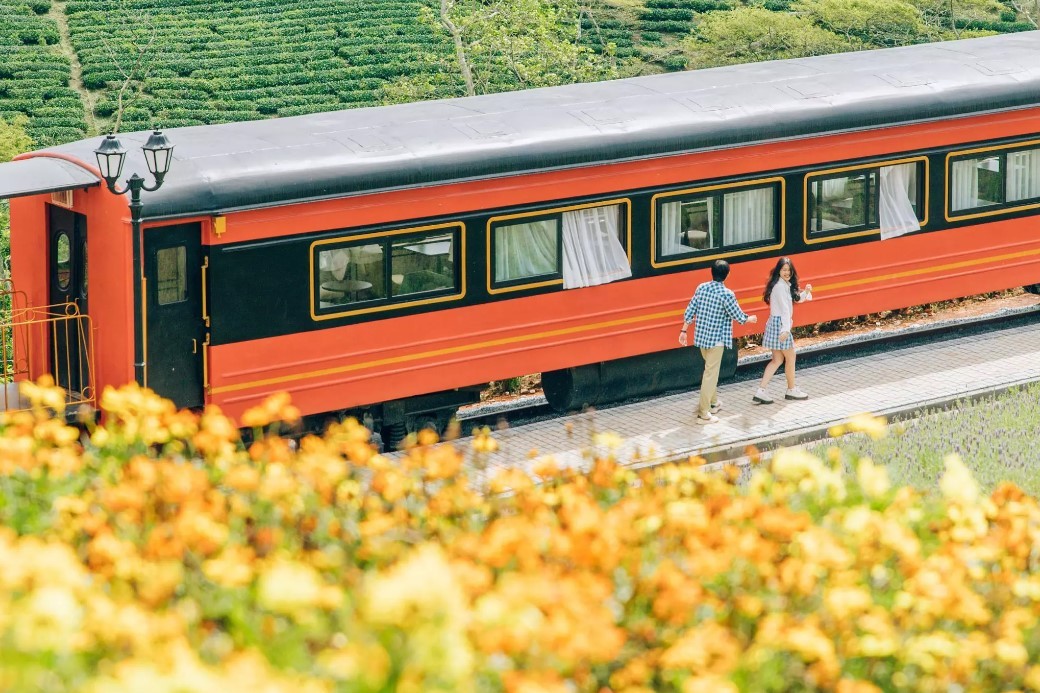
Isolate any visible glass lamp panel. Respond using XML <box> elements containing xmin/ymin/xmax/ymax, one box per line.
<box><xmin>94</xmin><ymin>135</ymin><xmax>126</xmax><ymax>181</ymax></box>
<box><xmin>142</xmin><ymin>131</ymin><xmax>174</xmax><ymax>175</ymax></box>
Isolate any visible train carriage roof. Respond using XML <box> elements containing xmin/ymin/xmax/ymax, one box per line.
<box><xmin>30</xmin><ymin>30</ymin><xmax>1040</xmax><ymax>220</ymax></box>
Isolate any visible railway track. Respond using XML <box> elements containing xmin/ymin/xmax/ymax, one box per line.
<box><xmin>456</xmin><ymin>301</ymin><xmax>1040</xmax><ymax>433</ymax></box>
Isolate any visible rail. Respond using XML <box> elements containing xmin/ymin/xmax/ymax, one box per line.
<box><xmin>0</xmin><ymin>284</ymin><xmax>95</xmax><ymax>414</ymax></box>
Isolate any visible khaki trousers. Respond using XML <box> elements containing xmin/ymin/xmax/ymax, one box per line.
<box><xmin>698</xmin><ymin>345</ymin><xmax>725</xmax><ymax>417</ymax></box>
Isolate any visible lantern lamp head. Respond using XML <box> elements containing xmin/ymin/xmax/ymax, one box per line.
<box><xmin>142</xmin><ymin>130</ymin><xmax>174</xmax><ymax>178</ymax></box>
<box><xmin>93</xmin><ymin>134</ymin><xmax>126</xmax><ymax>187</ymax></box>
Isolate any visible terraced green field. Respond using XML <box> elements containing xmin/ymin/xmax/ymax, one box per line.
<box><xmin>0</xmin><ymin>0</ymin><xmax>86</xmax><ymax>146</ymax></box>
<box><xmin>65</xmin><ymin>0</ymin><xmax>461</xmax><ymax>131</ymax></box>
<box><xmin>0</xmin><ymin>0</ymin><xmax>1034</xmax><ymax>148</ymax></box>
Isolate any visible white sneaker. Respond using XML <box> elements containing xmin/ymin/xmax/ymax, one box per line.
<box><xmin>696</xmin><ymin>413</ymin><xmax>720</xmax><ymax>425</ymax></box>
<box><xmin>752</xmin><ymin>388</ymin><xmax>773</xmax><ymax>404</ymax></box>
<box><xmin>710</xmin><ymin>400</ymin><xmax>722</xmax><ymax>414</ymax></box>
<box><xmin>786</xmin><ymin>387</ymin><xmax>809</xmax><ymax>400</ymax></box>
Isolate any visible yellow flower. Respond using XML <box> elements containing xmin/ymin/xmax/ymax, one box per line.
<box><xmin>771</xmin><ymin>448</ymin><xmax>846</xmax><ymax>499</ymax></box>
<box><xmin>20</xmin><ymin>375</ymin><xmax>68</xmax><ymax>415</ymax></box>
<box><xmin>364</xmin><ymin>544</ymin><xmax>469</xmax><ymax>628</ymax></box>
<box><xmin>202</xmin><ymin>548</ymin><xmax>256</xmax><ymax>589</ymax></box>
<box><xmin>240</xmin><ymin>392</ymin><xmax>301</xmax><ymax>428</ymax></box>
<box><xmin>824</xmin><ymin>587</ymin><xmax>873</xmax><ymax>621</ymax></box>
<box><xmin>682</xmin><ymin>676</ymin><xmax>738</xmax><ymax>693</ymax></box>
<box><xmin>994</xmin><ymin>638</ymin><xmax>1028</xmax><ymax>667</ymax></box>
<box><xmin>856</xmin><ymin>457</ymin><xmax>890</xmax><ymax>499</ymax></box>
<box><xmin>15</xmin><ymin>585</ymin><xmax>84</xmax><ymax>652</ymax></box>
<box><xmin>940</xmin><ymin>454</ymin><xmax>979</xmax><ymax>506</ymax></box>
<box><xmin>257</xmin><ymin>559</ymin><xmax>325</xmax><ymax>615</ymax></box>
<box><xmin>660</xmin><ymin>622</ymin><xmax>740</xmax><ymax>674</ymax></box>
<box><xmin>846</xmin><ymin>413</ymin><xmax>888</xmax><ymax>440</ymax></box>
<box><xmin>592</xmin><ymin>431</ymin><xmax>624</xmax><ymax>451</ymax></box>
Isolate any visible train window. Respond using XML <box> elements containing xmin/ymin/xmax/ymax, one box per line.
<box><xmin>656</xmin><ymin>181</ymin><xmax>781</xmax><ymax>263</ymax></box>
<box><xmin>156</xmin><ymin>246</ymin><xmax>187</xmax><ymax>305</ymax></box>
<box><xmin>391</xmin><ymin>233</ymin><xmax>456</xmax><ymax>297</ymax></box>
<box><xmin>806</xmin><ymin>158</ymin><xmax>925</xmax><ymax>242</ymax></box>
<box><xmin>312</xmin><ymin>222</ymin><xmax>463</xmax><ymax>319</ymax></box>
<box><xmin>949</xmin><ymin>144</ymin><xmax>1040</xmax><ymax>216</ymax></box>
<box><xmin>809</xmin><ymin>171</ymin><xmax>878</xmax><ymax>233</ymax></box>
<box><xmin>1008</xmin><ymin>149</ymin><xmax>1040</xmax><ymax>202</ymax></box>
<box><xmin>488</xmin><ymin>200</ymin><xmax>631</xmax><ymax>294</ymax></box>
<box><xmin>55</xmin><ymin>232</ymin><xmax>71</xmax><ymax>290</ymax></box>
<box><xmin>950</xmin><ymin>156</ymin><xmax>1002</xmax><ymax>211</ymax></box>
<box><xmin>493</xmin><ymin>217</ymin><xmax>560</xmax><ymax>285</ymax></box>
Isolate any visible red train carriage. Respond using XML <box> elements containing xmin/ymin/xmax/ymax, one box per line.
<box><xmin>1</xmin><ymin>31</ymin><xmax>1039</xmax><ymax>440</ymax></box>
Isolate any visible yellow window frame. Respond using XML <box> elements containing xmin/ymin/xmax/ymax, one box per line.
<box><xmin>486</xmin><ymin>198</ymin><xmax>632</xmax><ymax>295</ymax></box>
<box><xmin>945</xmin><ymin>138</ymin><xmax>1040</xmax><ymax>222</ymax></box>
<box><xmin>650</xmin><ymin>177</ymin><xmax>786</xmax><ymax>268</ymax></box>
<box><xmin>803</xmin><ymin>155</ymin><xmax>929</xmax><ymax>245</ymax></box>
<box><xmin>309</xmin><ymin>221</ymin><xmax>466</xmax><ymax>321</ymax></box>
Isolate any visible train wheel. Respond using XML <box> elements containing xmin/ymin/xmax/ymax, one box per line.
<box><xmin>382</xmin><ymin>422</ymin><xmax>408</xmax><ymax>451</ymax></box>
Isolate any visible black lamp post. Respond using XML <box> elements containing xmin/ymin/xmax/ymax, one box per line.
<box><xmin>94</xmin><ymin>130</ymin><xmax>175</xmax><ymax>387</ymax></box>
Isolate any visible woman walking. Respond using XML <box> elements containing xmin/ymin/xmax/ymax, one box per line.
<box><xmin>754</xmin><ymin>257</ymin><xmax>812</xmax><ymax>403</ymax></box>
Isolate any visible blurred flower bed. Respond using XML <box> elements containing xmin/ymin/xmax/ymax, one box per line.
<box><xmin>3</xmin><ymin>377</ymin><xmax>1040</xmax><ymax>692</ymax></box>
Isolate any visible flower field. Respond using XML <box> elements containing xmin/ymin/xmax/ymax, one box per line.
<box><xmin>4</xmin><ymin>377</ymin><xmax>1040</xmax><ymax>692</ymax></box>
<box><xmin>814</xmin><ymin>383</ymin><xmax>1040</xmax><ymax>496</ymax></box>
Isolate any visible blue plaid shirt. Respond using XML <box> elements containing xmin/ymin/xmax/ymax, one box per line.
<box><xmin>683</xmin><ymin>281</ymin><xmax>750</xmax><ymax>348</ymax></box>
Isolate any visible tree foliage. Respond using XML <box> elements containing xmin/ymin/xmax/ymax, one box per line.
<box><xmin>0</xmin><ymin>115</ymin><xmax>32</xmax><ymax>163</ymax></box>
<box><xmin>792</xmin><ymin>0</ymin><xmax>930</xmax><ymax>46</ymax></box>
<box><xmin>683</xmin><ymin>7</ymin><xmax>859</xmax><ymax>68</ymax></box>
<box><xmin>1008</xmin><ymin>0</ymin><xmax>1039</xmax><ymax>26</ymax></box>
<box><xmin>415</xmin><ymin>0</ymin><xmax>622</xmax><ymax>97</ymax></box>
<box><xmin>0</xmin><ymin>116</ymin><xmax>34</xmax><ymax>280</ymax></box>
<box><xmin>906</xmin><ymin>0</ymin><xmax>1010</xmax><ymax>35</ymax></box>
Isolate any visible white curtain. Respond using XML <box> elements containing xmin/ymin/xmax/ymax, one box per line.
<box><xmin>658</xmin><ymin>201</ymin><xmax>683</xmax><ymax>256</ymax></box>
<box><xmin>950</xmin><ymin>159</ymin><xmax>979</xmax><ymax>211</ymax></box>
<box><xmin>495</xmin><ymin>219</ymin><xmax>558</xmax><ymax>282</ymax></box>
<box><xmin>821</xmin><ymin>178</ymin><xmax>847</xmax><ymax>198</ymax></box>
<box><xmin>320</xmin><ymin>248</ymin><xmax>351</xmax><ymax>280</ymax></box>
<box><xmin>1008</xmin><ymin>148</ymin><xmax>1040</xmax><ymax>202</ymax></box>
<box><xmin>879</xmin><ymin>163</ymin><xmax>921</xmax><ymax>240</ymax></box>
<box><xmin>723</xmin><ymin>188</ymin><xmax>774</xmax><ymax>245</ymax></box>
<box><xmin>561</xmin><ymin>204</ymin><xmax>631</xmax><ymax>289</ymax></box>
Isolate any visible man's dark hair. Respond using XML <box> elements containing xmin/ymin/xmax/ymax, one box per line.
<box><xmin>711</xmin><ymin>260</ymin><xmax>730</xmax><ymax>282</ymax></box>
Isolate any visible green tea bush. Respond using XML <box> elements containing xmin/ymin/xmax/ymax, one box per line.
<box><xmin>61</xmin><ymin>0</ymin><xmax>459</xmax><ymax>133</ymax></box>
<box><xmin>0</xmin><ymin>15</ymin><xmax>85</xmax><ymax>145</ymax></box>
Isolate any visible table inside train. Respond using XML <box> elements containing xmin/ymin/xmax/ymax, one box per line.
<box><xmin>321</xmin><ymin>279</ymin><xmax>372</xmax><ymax>302</ymax></box>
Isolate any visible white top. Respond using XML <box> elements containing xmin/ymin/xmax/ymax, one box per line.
<box><xmin>769</xmin><ymin>279</ymin><xmax>812</xmax><ymax>334</ymax></box>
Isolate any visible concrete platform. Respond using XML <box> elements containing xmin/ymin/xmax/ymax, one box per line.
<box><xmin>455</xmin><ymin>312</ymin><xmax>1040</xmax><ymax>478</ymax></box>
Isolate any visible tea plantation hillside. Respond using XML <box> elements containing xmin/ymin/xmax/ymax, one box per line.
<box><xmin>66</xmin><ymin>0</ymin><xmax>463</xmax><ymax>132</ymax></box>
<box><xmin>0</xmin><ymin>0</ymin><xmax>1036</xmax><ymax>147</ymax></box>
<box><xmin>0</xmin><ymin>0</ymin><xmax>758</xmax><ymax>145</ymax></box>
<box><xmin>0</xmin><ymin>0</ymin><xmax>87</xmax><ymax>145</ymax></box>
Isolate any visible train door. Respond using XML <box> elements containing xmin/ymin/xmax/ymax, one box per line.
<box><xmin>47</xmin><ymin>205</ymin><xmax>89</xmax><ymax>396</ymax></box>
<box><xmin>144</xmin><ymin>223</ymin><xmax>205</xmax><ymax>408</ymax></box>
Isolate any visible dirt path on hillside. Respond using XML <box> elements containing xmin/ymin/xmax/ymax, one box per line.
<box><xmin>50</xmin><ymin>0</ymin><xmax>100</xmax><ymax>136</ymax></box>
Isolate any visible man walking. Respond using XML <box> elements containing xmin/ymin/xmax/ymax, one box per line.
<box><xmin>678</xmin><ymin>260</ymin><xmax>757</xmax><ymax>424</ymax></box>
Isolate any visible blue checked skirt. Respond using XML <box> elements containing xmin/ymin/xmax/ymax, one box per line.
<box><xmin>763</xmin><ymin>315</ymin><xmax>794</xmax><ymax>350</ymax></box>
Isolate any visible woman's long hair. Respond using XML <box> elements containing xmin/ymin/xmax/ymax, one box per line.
<box><xmin>763</xmin><ymin>257</ymin><xmax>802</xmax><ymax>304</ymax></box>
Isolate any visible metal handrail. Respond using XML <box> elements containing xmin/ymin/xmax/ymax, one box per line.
<box><xmin>0</xmin><ymin>294</ymin><xmax>96</xmax><ymax>414</ymax></box>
